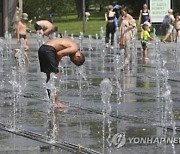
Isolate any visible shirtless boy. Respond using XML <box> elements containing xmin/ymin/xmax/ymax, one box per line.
<box><xmin>17</xmin><ymin>13</ymin><xmax>29</xmax><ymax>50</ymax></box>
<box><xmin>34</xmin><ymin>20</ymin><xmax>58</xmax><ymax>37</ymax></box>
<box><xmin>38</xmin><ymin>38</ymin><xmax>85</xmax><ymax>108</ymax></box>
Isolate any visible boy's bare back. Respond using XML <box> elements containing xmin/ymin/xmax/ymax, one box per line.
<box><xmin>37</xmin><ymin>20</ymin><xmax>54</xmax><ymax>29</ymax></box>
<box><xmin>45</xmin><ymin>38</ymin><xmax>78</xmax><ymax>52</ymax></box>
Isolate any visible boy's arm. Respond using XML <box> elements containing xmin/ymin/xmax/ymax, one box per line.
<box><xmin>57</xmin><ymin>46</ymin><xmax>78</xmax><ymax>58</ymax></box>
<box><xmin>149</xmin><ymin>36</ymin><xmax>153</xmax><ymax>41</ymax></box>
<box><xmin>146</xmin><ymin>31</ymin><xmax>153</xmax><ymax>40</ymax></box>
<box><xmin>148</xmin><ymin>34</ymin><xmax>153</xmax><ymax>41</ymax></box>
<box><xmin>43</xmin><ymin>29</ymin><xmax>51</xmax><ymax>36</ymax></box>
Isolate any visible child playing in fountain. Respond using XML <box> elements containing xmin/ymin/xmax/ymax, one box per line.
<box><xmin>34</xmin><ymin>20</ymin><xmax>58</xmax><ymax>39</ymax></box>
<box><xmin>141</xmin><ymin>22</ymin><xmax>153</xmax><ymax>60</ymax></box>
<box><xmin>38</xmin><ymin>38</ymin><xmax>85</xmax><ymax>108</ymax></box>
<box><xmin>16</xmin><ymin>13</ymin><xmax>29</xmax><ymax>51</ymax></box>
<box><xmin>174</xmin><ymin>14</ymin><xmax>180</xmax><ymax>42</ymax></box>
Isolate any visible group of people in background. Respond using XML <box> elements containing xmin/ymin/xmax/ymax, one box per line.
<box><xmin>105</xmin><ymin>3</ymin><xmax>180</xmax><ymax>61</ymax></box>
<box><xmin>162</xmin><ymin>9</ymin><xmax>180</xmax><ymax>43</ymax></box>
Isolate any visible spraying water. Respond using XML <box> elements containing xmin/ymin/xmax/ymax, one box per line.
<box><xmin>100</xmin><ymin>78</ymin><xmax>113</xmax><ymax>154</ymax></box>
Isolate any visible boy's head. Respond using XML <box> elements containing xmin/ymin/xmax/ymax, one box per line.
<box><xmin>69</xmin><ymin>51</ymin><xmax>85</xmax><ymax>66</ymax></box>
<box><xmin>53</xmin><ymin>26</ymin><xmax>58</xmax><ymax>32</ymax></box>
<box><xmin>143</xmin><ymin>22</ymin><xmax>151</xmax><ymax>31</ymax></box>
<box><xmin>142</xmin><ymin>24</ymin><xmax>149</xmax><ymax>30</ymax></box>
<box><xmin>21</xmin><ymin>13</ymin><xmax>28</xmax><ymax>22</ymax></box>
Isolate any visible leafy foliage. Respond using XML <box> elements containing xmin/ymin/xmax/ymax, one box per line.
<box><xmin>24</xmin><ymin>0</ymin><xmax>75</xmax><ymax>20</ymax></box>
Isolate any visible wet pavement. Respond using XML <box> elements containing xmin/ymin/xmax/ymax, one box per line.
<box><xmin>0</xmin><ymin>33</ymin><xmax>180</xmax><ymax>154</ymax></box>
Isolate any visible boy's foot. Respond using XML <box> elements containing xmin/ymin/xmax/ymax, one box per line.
<box><xmin>24</xmin><ymin>48</ymin><xmax>29</xmax><ymax>51</ymax></box>
<box><xmin>56</xmin><ymin>102</ymin><xmax>68</xmax><ymax>108</ymax></box>
<box><xmin>144</xmin><ymin>57</ymin><xmax>149</xmax><ymax>61</ymax></box>
<box><xmin>14</xmin><ymin>48</ymin><xmax>20</xmax><ymax>52</ymax></box>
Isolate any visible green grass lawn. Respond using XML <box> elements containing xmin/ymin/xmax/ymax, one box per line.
<box><xmin>54</xmin><ymin>13</ymin><xmax>106</xmax><ymax>36</ymax></box>
<box><xmin>30</xmin><ymin>12</ymin><xmax>165</xmax><ymax>39</ymax></box>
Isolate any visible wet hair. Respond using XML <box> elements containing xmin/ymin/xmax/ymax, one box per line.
<box><xmin>70</xmin><ymin>53</ymin><xmax>85</xmax><ymax>66</ymax></box>
<box><xmin>52</xmin><ymin>26</ymin><xmax>58</xmax><ymax>32</ymax></box>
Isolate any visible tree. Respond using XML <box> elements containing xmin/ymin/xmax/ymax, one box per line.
<box><xmin>74</xmin><ymin>0</ymin><xmax>91</xmax><ymax>20</ymax></box>
<box><xmin>24</xmin><ymin>0</ymin><xmax>75</xmax><ymax>20</ymax></box>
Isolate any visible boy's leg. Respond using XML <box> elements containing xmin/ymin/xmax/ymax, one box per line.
<box><xmin>46</xmin><ymin>72</ymin><xmax>66</xmax><ymax>108</ymax></box>
<box><xmin>24</xmin><ymin>39</ymin><xmax>29</xmax><ymax>50</ymax></box>
<box><xmin>46</xmin><ymin>73</ymin><xmax>51</xmax><ymax>98</ymax></box>
<box><xmin>143</xmin><ymin>47</ymin><xmax>148</xmax><ymax>59</ymax></box>
<box><xmin>54</xmin><ymin>72</ymin><xmax>67</xmax><ymax>108</ymax></box>
<box><xmin>178</xmin><ymin>30</ymin><xmax>180</xmax><ymax>42</ymax></box>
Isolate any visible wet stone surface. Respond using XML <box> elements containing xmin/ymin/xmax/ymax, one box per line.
<box><xmin>0</xmin><ymin>34</ymin><xmax>180</xmax><ymax>154</ymax></box>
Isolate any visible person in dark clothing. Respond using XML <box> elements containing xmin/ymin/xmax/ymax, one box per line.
<box><xmin>105</xmin><ymin>5</ymin><xmax>116</xmax><ymax>48</ymax></box>
<box><xmin>138</xmin><ymin>4</ymin><xmax>151</xmax><ymax>39</ymax></box>
<box><xmin>113</xmin><ymin>3</ymin><xmax>122</xmax><ymax>27</ymax></box>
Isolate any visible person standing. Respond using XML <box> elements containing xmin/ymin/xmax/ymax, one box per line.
<box><xmin>162</xmin><ymin>9</ymin><xmax>175</xmax><ymax>43</ymax></box>
<box><xmin>138</xmin><ymin>4</ymin><xmax>151</xmax><ymax>39</ymax></box>
<box><xmin>105</xmin><ymin>5</ymin><xmax>116</xmax><ymax>48</ymax></box>
<box><xmin>118</xmin><ymin>6</ymin><xmax>136</xmax><ymax>64</ymax></box>
<box><xmin>174</xmin><ymin>14</ymin><xmax>180</xmax><ymax>42</ymax></box>
<box><xmin>141</xmin><ymin>23</ymin><xmax>153</xmax><ymax>60</ymax></box>
<box><xmin>38</xmin><ymin>38</ymin><xmax>85</xmax><ymax>108</ymax></box>
<box><xmin>16</xmin><ymin>13</ymin><xmax>29</xmax><ymax>51</ymax></box>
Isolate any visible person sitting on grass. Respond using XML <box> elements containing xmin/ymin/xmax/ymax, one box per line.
<box><xmin>34</xmin><ymin>20</ymin><xmax>58</xmax><ymax>38</ymax></box>
<box><xmin>141</xmin><ymin>22</ymin><xmax>153</xmax><ymax>60</ymax></box>
<box><xmin>38</xmin><ymin>38</ymin><xmax>85</xmax><ymax>108</ymax></box>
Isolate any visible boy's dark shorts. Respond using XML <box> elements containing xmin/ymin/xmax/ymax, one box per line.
<box><xmin>34</xmin><ymin>22</ymin><xmax>42</xmax><ymax>31</ymax></box>
<box><xmin>19</xmin><ymin>34</ymin><xmax>26</xmax><ymax>39</ymax></box>
<box><xmin>38</xmin><ymin>45</ymin><xmax>59</xmax><ymax>74</ymax></box>
<box><xmin>141</xmin><ymin>40</ymin><xmax>148</xmax><ymax>49</ymax></box>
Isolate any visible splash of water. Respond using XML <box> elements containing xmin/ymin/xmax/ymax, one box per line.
<box><xmin>114</xmin><ymin>55</ymin><xmax>123</xmax><ymax>105</ymax></box>
<box><xmin>8</xmin><ymin>68</ymin><xmax>21</xmax><ymax>131</ymax></box>
<box><xmin>100</xmin><ymin>78</ymin><xmax>113</xmax><ymax>154</ymax></box>
<box><xmin>70</xmin><ymin>33</ymin><xmax>74</xmax><ymax>40</ymax></box>
<box><xmin>95</xmin><ymin>34</ymin><xmax>99</xmax><ymax>50</ymax></box>
<box><xmin>16</xmin><ymin>41</ymin><xmax>26</xmax><ymax>66</ymax></box>
<box><xmin>46</xmin><ymin>74</ymin><xmax>59</xmax><ymax>144</ymax></box>
<box><xmin>155</xmin><ymin>44</ymin><xmax>176</xmax><ymax>154</ymax></box>
<box><xmin>64</xmin><ymin>30</ymin><xmax>68</xmax><ymax>38</ymax></box>
<box><xmin>100</xmin><ymin>27</ymin><xmax>105</xmax><ymax>39</ymax></box>
<box><xmin>76</xmin><ymin>66</ymin><xmax>89</xmax><ymax>96</ymax></box>
<box><xmin>36</xmin><ymin>31</ymin><xmax>44</xmax><ymax>48</ymax></box>
<box><xmin>79</xmin><ymin>32</ymin><xmax>84</xmax><ymax>51</ymax></box>
<box><xmin>101</xmin><ymin>48</ymin><xmax>106</xmax><ymax>73</ymax></box>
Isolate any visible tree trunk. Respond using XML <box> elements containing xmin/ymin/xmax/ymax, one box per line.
<box><xmin>74</xmin><ymin>0</ymin><xmax>83</xmax><ymax>20</ymax></box>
